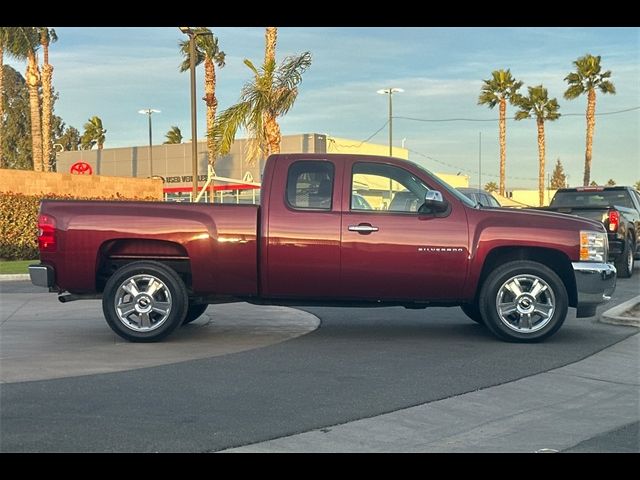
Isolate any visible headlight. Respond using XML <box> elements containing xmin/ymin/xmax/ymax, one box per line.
<box><xmin>580</xmin><ymin>230</ymin><xmax>607</xmax><ymax>262</ymax></box>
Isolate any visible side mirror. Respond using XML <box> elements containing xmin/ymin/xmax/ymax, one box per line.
<box><xmin>424</xmin><ymin>190</ymin><xmax>449</xmax><ymax>213</ymax></box>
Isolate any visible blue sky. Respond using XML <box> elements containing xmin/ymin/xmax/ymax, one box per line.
<box><xmin>6</xmin><ymin>27</ymin><xmax>640</xmax><ymax>188</ymax></box>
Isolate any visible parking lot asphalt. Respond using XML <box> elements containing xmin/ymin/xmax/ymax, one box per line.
<box><xmin>0</xmin><ymin>270</ymin><xmax>638</xmax><ymax>452</ymax></box>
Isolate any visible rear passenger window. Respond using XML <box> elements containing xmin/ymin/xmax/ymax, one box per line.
<box><xmin>286</xmin><ymin>161</ymin><xmax>334</xmax><ymax>210</ymax></box>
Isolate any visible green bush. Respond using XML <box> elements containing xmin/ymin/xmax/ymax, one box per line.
<box><xmin>0</xmin><ymin>192</ymin><xmax>157</xmax><ymax>261</ymax></box>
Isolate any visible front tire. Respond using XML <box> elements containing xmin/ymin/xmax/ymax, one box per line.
<box><xmin>102</xmin><ymin>261</ymin><xmax>188</xmax><ymax>342</ymax></box>
<box><xmin>478</xmin><ymin>260</ymin><xmax>568</xmax><ymax>343</ymax></box>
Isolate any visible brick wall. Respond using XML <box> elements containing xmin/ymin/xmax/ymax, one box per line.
<box><xmin>0</xmin><ymin>169</ymin><xmax>163</xmax><ymax>199</ymax></box>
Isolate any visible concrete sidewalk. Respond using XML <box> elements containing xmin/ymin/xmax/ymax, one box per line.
<box><xmin>223</xmin><ymin>332</ymin><xmax>639</xmax><ymax>453</ymax></box>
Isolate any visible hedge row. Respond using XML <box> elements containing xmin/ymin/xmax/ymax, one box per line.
<box><xmin>0</xmin><ymin>192</ymin><xmax>157</xmax><ymax>260</ymax></box>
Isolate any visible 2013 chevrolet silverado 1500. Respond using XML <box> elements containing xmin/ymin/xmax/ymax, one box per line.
<box><xmin>29</xmin><ymin>154</ymin><xmax>617</xmax><ymax>343</ymax></box>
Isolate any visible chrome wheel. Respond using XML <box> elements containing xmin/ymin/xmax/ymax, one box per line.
<box><xmin>495</xmin><ymin>274</ymin><xmax>555</xmax><ymax>334</ymax></box>
<box><xmin>114</xmin><ymin>274</ymin><xmax>172</xmax><ymax>332</ymax></box>
<box><xmin>627</xmin><ymin>248</ymin><xmax>634</xmax><ymax>273</ymax></box>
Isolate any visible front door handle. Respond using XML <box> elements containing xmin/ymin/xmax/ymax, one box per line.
<box><xmin>348</xmin><ymin>223</ymin><xmax>379</xmax><ymax>234</ymax></box>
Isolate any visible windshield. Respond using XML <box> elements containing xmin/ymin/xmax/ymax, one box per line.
<box><xmin>411</xmin><ymin>161</ymin><xmax>477</xmax><ymax>208</ymax></box>
<box><xmin>551</xmin><ymin>190</ymin><xmax>633</xmax><ymax>209</ymax></box>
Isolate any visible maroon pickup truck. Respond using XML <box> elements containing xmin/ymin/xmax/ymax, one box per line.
<box><xmin>29</xmin><ymin>154</ymin><xmax>616</xmax><ymax>343</ymax></box>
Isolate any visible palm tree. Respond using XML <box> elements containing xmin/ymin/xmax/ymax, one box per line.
<box><xmin>8</xmin><ymin>27</ymin><xmax>43</xmax><ymax>171</ymax></box>
<box><xmin>484</xmin><ymin>181</ymin><xmax>498</xmax><ymax>193</ymax></box>
<box><xmin>265</xmin><ymin>27</ymin><xmax>277</xmax><ymax>64</ymax></box>
<box><xmin>564</xmin><ymin>54</ymin><xmax>615</xmax><ymax>186</ymax></box>
<box><xmin>211</xmin><ymin>52</ymin><xmax>312</xmax><ymax>165</ymax></box>
<box><xmin>38</xmin><ymin>27</ymin><xmax>57</xmax><ymax>172</ymax></box>
<box><xmin>478</xmin><ymin>69</ymin><xmax>523</xmax><ymax>196</ymax></box>
<box><xmin>56</xmin><ymin>125</ymin><xmax>81</xmax><ymax>151</ymax></box>
<box><xmin>81</xmin><ymin>116</ymin><xmax>107</xmax><ymax>150</ymax></box>
<box><xmin>179</xmin><ymin>27</ymin><xmax>225</xmax><ymax>165</ymax></box>
<box><xmin>514</xmin><ymin>85</ymin><xmax>561</xmax><ymax>207</ymax></box>
<box><xmin>0</xmin><ymin>27</ymin><xmax>12</xmax><ymax>168</ymax></box>
<box><xmin>164</xmin><ymin>126</ymin><xmax>183</xmax><ymax>144</ymax></box>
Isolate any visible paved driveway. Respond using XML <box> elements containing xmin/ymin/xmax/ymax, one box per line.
<box><xmin>1</xmin><ymin>272</ymin><xmax>638</xmax><ymax>452</ymax></box>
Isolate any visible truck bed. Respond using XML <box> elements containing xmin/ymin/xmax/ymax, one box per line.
<box><xmin>39</xmin><ymin>200</ymin><xmax>259</xmax><ymax>296</ymax></box>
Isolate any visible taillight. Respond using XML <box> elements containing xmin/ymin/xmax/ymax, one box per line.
<box><xmin>608</xmin><ymin>210</ymin><xmax>619</xmax><ymax>232</ymax></box>
<box><xmin>37</xmin><ymin>214</ymin><xmax>56</xmax><ymax>252</ymax></box>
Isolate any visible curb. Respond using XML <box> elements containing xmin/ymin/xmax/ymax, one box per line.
<box><xmin>600</xmin><ymin>295</ymin><xmax>640</xmax><ymax>327</ymax></box>
<box><xmin>0</xmin><ymin>274</ymin><xmax>30</xmax><ymax>282</ymax></box>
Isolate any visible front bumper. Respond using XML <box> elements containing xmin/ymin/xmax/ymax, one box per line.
<box><xmin>29</xmin><ymin>264</ymin><xmax>55</xmax><ymax>288</ymax></box>
<box><xmin>572</xmin><ymin>262</ymin><xmax>616</xmax><ymax>317</ymax></box>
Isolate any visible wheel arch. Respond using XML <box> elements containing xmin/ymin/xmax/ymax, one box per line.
<box><xmin>96</xmin><ymin>238</ymin><xmax>192</xmax><ymax>294</ymax></box>
<box><xmin>476</xmin><ymin>246</ymin><xmax>577</xmax><ymax>308</ymax></box>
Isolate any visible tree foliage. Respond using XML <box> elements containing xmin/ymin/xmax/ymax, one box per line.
<box><xmin>634</xmin><ymin>180</ymin><xmax>640</xmax><ymax>191</ymax></box>
<box><xmin>164</xmin><ymin>126</ymin><xmax>183</xmax><ymax>144</ymax></box>
<box><xmin>211</xmin><ymin>51</ymin><xmax>312</xmax><ymax>165</ymax></box>
<box><xmin>484</xmin><ymin>181</ymin><xmax>498</xmax><ymax>193</ymax></box>
<box><xmin>605</xmin><ymin>178</ymin><xmax>616</xmax><ymax>186</ymax></box>
<box><xmin>81</xmin><ymin>116</ymin><xmax>106</xmax><ymax>150</ymax></box>
<box><xmin>1</xmin><ymin>65</ymin><xmax>32</xmax><ymax>169</ymax></box>
<box><xmin>550</xmin><ymin>159</ymin><xmax>567</xmax><ymax>189</ymax></box>
<box><xmin>55</xmin><ymin>125</ymin><xmax>81</xmax><ymax>152</ymax></box>
<box><xmin>564</xmin><ymin>54</ymin><xmax>616</xmax><ymax>99</ymax></box>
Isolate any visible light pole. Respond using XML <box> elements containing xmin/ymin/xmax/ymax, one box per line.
<box><xmin>377</xmin><ymin>87</ymin><xmax>403</xmax><ymax>207</ymax></box>
<box><xmin>179</xmin><ymin>27</ymin><xmax>199</xmax><ymax>200</ymax></box>
<box><xmin>138</xmin><ymin>108</ymin><xmax>160</xmax><ymax>177</ymax></box>
<box><xmin>377</xmin><ymin>87</ymin><xmax>403</xmax><ymax>157</ymax></box>
<box><xmin>179</xmin><ymin>27</ymin><xmax>213</xmax><ymax>201</ymax></box>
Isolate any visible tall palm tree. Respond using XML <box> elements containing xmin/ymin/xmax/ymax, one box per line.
<box><xmin>164</xmin><ymin>126</ymin><xmax>183</xmax><ymax>144</ymax></box>
<box><xmin>211</xmin><ymin>52</ymin><xmax>312</xmax><ymax>165</ymax></box>
<box><xmin>478</xmin><ymin>69</ymin><xmax>523</xmax><ymax>196</ymax></box>
<box><xmin>81</xmin><ymin>116</ymin><xmax>106</xmax><ymax>150</ymax></box>
<box><xmin>8</xmin><ymin>27</ymin><xmax>43</xmax><ymax>171</ymax></box>
<box><xmin>179</xmin><ymin>27</ymin><xmax>225</xmax><ymax>165</ymax></box>
<box><xmin>514</xmin><ymin>85</ymin><xmax>561</xmax><ymax>207</ymax></box>
<box><xmin>39</xmin><ymin>27</ymin><xmax>57</xmax><ymax>172</ymax></box>
<box><xmin>564</xmin><ymin>54</ymin><xmax>615</xmax><ymax>186</ymax></box>
<box><xmin>263</xmin><ymin>26</ymin><xmax>279</xmax><ymax>157</ymax></box>
<box><xmin>265</xmin><ymin>27</ymin><xmax>277</xmax><ymax>64</ymax></box>
<box><xmin>0</xmin><ymin>27</ymin><xmax>12</xmax><ymax>168</ymax></box>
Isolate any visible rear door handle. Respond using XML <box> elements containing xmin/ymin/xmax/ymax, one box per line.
<box><xmin>348</xmin><ymin>223</ymin><xmax>379</xmax><ymax>234</ymax></box>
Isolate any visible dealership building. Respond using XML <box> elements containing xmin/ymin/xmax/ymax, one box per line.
<box><xmin>55</xmin><ymin>133</ymin><xmax>469</xmax><ymax>203</ymax></box>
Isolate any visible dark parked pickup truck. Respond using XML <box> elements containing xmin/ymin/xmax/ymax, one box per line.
<box><xmin>544</xmin><ymin>186</ymin><xmax>640</xmax><ymax>278</ymax></box>
<box><xmin>30</xmin><ymin>154</ymin><xmax>616</xmax><ymax>343</ymax></box>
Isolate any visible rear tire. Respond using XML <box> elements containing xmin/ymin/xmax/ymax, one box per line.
<box><xmin>460</xmin><ymin>303</ymin><xmax>485</xmax><ymax>325</ymax></box>
<box><xmin>614</xmin><ymin>237</ymin><xmax>634</xmax><ymax>278</ymax></box>
<box><xmin>183</xmin><ymin>303</ymin><xmax>209</xmax><ymax>325</ymax></box>
<box><xmin>478</xmin><ymin>260</ymin><xmax>568</xmax><ymax>343</ymax></box>
<box><xmin>102</xmin><ymin>261</ymin><xmax>188</xmax><ymax>342</ymax></box>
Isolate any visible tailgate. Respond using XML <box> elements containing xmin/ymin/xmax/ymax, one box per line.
<box><xmin>546</xmin><ymin>207</ymin><xmax>609</xmax><ymax>224</ymax></box>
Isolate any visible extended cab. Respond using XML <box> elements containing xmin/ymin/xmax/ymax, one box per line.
<box><xmin>29</xmin><ymin>154</ymin><xmax>616</xmax><ymax>343</ymax></box>
<box><xmin>544</xmin><ymin>186</ymin><xmax>640</xmax><ymax>278</ymax></box>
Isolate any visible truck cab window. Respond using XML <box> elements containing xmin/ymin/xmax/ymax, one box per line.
<box><xmin>351</xmin><ymin>162</ymin><xmax>428</xmax><ymax>213</ymax></box>
<box><xmin>286</xmin><ymin>161</ymin><xmax>335</xmax><ymax>210</ymax></box>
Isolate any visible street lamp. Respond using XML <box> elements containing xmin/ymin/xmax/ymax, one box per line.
<box><xmin>138</xmin><ymin>108</ymin><xmax>160</xmax><ymax>177</ymax></box>
<box><xmin>377</xmin><ymin>87</ymin><xmax>403</xmax><ymax>208</ymax></box>
<box><xmin>179</xmin><ymin>26</ymin><xmax>213</xmax><ymax>201</ymax></box>
<box><xmin>376</xmin><ymin>87</ymin><xmax>404</xmax><ymax>157</ymax></box>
